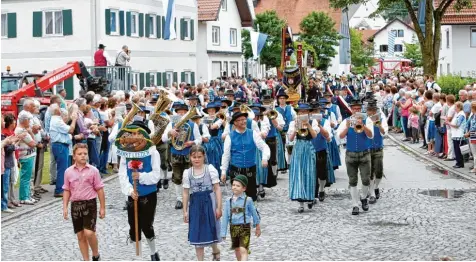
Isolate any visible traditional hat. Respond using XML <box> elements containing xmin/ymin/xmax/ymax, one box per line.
<box><xmin>220</xmin><ymin>98</ymin><xmax>232</xmax><ymax>107</ymax></box>
<box><xmin>149</xmin><ymin>94</ymin><xmax>159</xmax><ymax>103</ymax></box>
<box><xmin>250</xmin><ymin>103</ymin><xmax>266</xmax><ymax>113</ymax></box>
<box><xmin>187</xmin><ymin>94</ymin><xmax>199</xmax><ymax>100</ymax></box>
<box><xmin>173</xmin><ymin>102</ymin><xmax>189</xmax><ymax>112</ymax></box>
<box><xmin>191</xmin><ymin>114</ymin><xmax>203</xmax><ymax>120</ymax></box>
<box><xmin>230</xmin><ymin>111</ymin><xmax>248</xmax><ymax>125</ymax></box>
<box><xmin>203</xmin><ymin>102</ymin><xmax>221</xmax><ymax>114</ymax></box>
<box><xmin>139</xmin><ymin>106</ymin><xmax>150</xmax><ymax>114</ymax></box>
<box><xmin>349</xmin><ymin>98</ymin><xmax>363</xmax><ymax>107</ymax></box>
<box><xmin>323</xmin><ymin>91</ymin><xmax>333</xmax><ymax>97</ymax></box>
<box><xmin>294</xmin><ymin>103</ymin><xmax>312</xmax><ymax>111</ymax></box>
<box><xmin>224</xmin><ymin>89</ymin><xmax>235</xmax><ymax>96</ymax></box>
<box><xmin>276</xmin><ymin>88</ymin><xmax>289</xmax><ymax>99</ymax></box>
<box><xmin>252</xmin><ymin>108</ymin><xmax>263</xmax><ymax>117</ymax></box>
<box><xmin>233</xmin><ymin>175</ymin><xmax>248</xmax><ymax>187</ymax></box>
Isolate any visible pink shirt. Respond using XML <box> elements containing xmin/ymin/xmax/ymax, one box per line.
<box><xmin>409</xmin><ymin>114</ymin><xmax>419</xmax><ymax>128</ymax></box>
<box><xmin>63</xmin><ymin>164</ymin><xmax>104</xmax><ymax>202</ymax></box>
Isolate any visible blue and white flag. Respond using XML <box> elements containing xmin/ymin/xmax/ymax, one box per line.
<box><xmin>388</xmin><ymin>29</ymin><xmax>395</xmax><ymax>56</ymax></box>
<box><xmin>250</xmin><ymin>31</ymin><xmax>268</xmax><ymax>59</ymax></box>
<box><xmin>163</xmin><ymin>0</ymin><xmax>177</xmax><ymax>40</ymax></box>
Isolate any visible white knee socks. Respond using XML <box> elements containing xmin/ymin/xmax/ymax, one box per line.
<box><xmin>349</xmin><ymin>186</ymin><xmax>359</xmax><ymax>207</ymax></box>
<box><xmin>272</xmin><ymin>165</ymin><xmax>278</xmax><ymax>176</ymax></box>
<box><xmin>375</xmin><ymin>178</ymin><xmax>381</xmax><ymax>189</ymax></box>
<box><xmin>259</xmin><ymin>184</ymin><xmax>264</xmax><ymax>191</ymax></box>
<box><xmin>175</xmin><ymin>184</ymin><xmax>183</xmax><ymax>201</ymax></box>
<box><xmin>318</xmin><ymin>179</ymin><xmax>326</xmax><ymax>192</ymax></box>
<box><xmin>361</xmin><ymin>185</ymin><xmax>369</xmax><ymax>199</ymax></box>
<box><xmin>160</xmin><ymin>169</ymin><xmax>167</xmax><ymax>180</ymax></box>
<box><xmin>146</xmin><ymin>238</ymin><xmax>156</xmax><ymax>255</ymax></box>
<box><xmin>369</xmin><ymin>179</ymin><xmax>376</xmax><ymax>197</ymax></box>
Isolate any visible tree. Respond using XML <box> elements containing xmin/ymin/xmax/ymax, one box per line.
<box><xmin>331</xmin><ymin>0</ymin><xmax>472</xmax><ymax>76</ymax></box>
<box><xmin>350</xmin><ymin>29</ymin><xmax>375</xmax><ymax>74</ymax></box>
<box><xmin>402</xmin><ymin>35</ymin><xmax>423</xmax><ymax>67</ymax></box>
<box><xmin>299</xmin><ymin>11</ymin><xmax>341</xmax><ymax>71</ymax></box>
<box><xmin>241</xmin><ymin>10</ymin><xmax>286</xmax><ymax>68</ymax></box>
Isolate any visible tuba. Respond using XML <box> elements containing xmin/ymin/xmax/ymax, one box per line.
<box><xmin>171</xmin><ymin>107</ymin><xmax>198</xmax><ymax>150</ymax></box>
<box><xmin>121</xmin><ymin>103</ymin><xmax>141</xmax><ymax>129</ymax></box>
<box><xmin>149</xmin><ymin>90</ymin><xmax>172</xmax><ymax>145</ymax></box>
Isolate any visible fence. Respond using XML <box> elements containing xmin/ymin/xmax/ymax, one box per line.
<box><xmin>86</xmin><ymin>66</ymin><xmax>133</xmax><ymax>92</ymax></box>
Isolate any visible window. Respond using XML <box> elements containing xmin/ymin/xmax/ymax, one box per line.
<box><xmin>221</xmin><ymin>0</ymin><xmax>227</xmax><ymax>11</ymax></box>
<box><xmin>44</xmin><ymin>11</ymin><xmax>63</xmax><ymax>35</ymax></box>
<box><xmin>379</xmin><ymin>45</ymin><xmax>388</xmax><ymax>52</ymax></box>
<box><xmin>223</xmin><ymin>61</ymin><xmax>228</xmax><ymax>76</ymax></box>
<box><xmin>149</xmin><ymin>73</ymin><xmax>155</xmax><ymax>86</ymax></box>
<box><xmin>166</xmin><ymin>71</ymin><xmax>173</xmax><ymax>87</ymax></box>
<box><xmin>397</xmin><ymin>30</ymin><xmax>404</xmax><ymax>37</ymax></box>
<box><xmin>440</xmin><ymin>64</ymin><xmax>443</xmax><ymax>75</ymax></box>
<box><xmin>230</xmin><ymin>28</ymin><xmax>237</xmax><ymax>46</ymax></box>
<box><xmin>1</xmin><ymin>13</ymin><xmax>7</xmax><ymax>37</ymax></box>
<box><xmin>132</xmin><ymin>72</ymin><xmax>140</xmax><ymax>86</ymax></box>
<box><xmin>184</xmin><ymin>18</ymin><xmax>191</xmax><ymax>40</ymax></box>
<box><xmin>471</xmin><ymin>27</ymin><xmax>476</xmax><ymax>47</ymax></box>
<box><xmin>446</xmin><ymin>30</ymin><xmax>450</xmax><ymax>48</ymax></box>
<box><xmin>212</xmin><ymin>26</ymin><xmax>220</xmax><ymax>45</ymax></box>
<box><xmin>447</xmin><ymin>63</ymin><xmax>451</xmax><ymax>74</ymax></box>
<box><xmin>131</xmin><ymin>12</ymin><xmax>138</xmax><ymax>36</ymax></box>
<box><xmin>148</xmin><ymin>15</ymin><xmax>156</xmax><ymax>37</ymax></box>
<box><xmin>394</xmin><ymin>44</ymin><xmax>403</xmax><ymax>52</ymax></box>
<box><xmin>110</xmin><ymin>10</ymin><xmax>119</xmax><ymax>34</ymax></box>
<box><xmin>184</xmin><ymin>71</ymin><xmax>191</xmax><ymax>84</ymax></box>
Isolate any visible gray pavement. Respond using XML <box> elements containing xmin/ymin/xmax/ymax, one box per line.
<box><xmin>2</xmin><ymin>138</ymin><xmax>476</xmax><ymax>261</ymax></box>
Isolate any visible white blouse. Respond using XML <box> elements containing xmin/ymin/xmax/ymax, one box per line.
<box><xmin>182</xmin><ymin>164</ymin><xmax>220</xmax><ymax>189</ymax></box>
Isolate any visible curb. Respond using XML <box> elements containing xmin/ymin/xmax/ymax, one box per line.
<box><xmin>1</xmin><ymin>174</ymin><xmax>118</xmax><ymax>224</ymax></box>
<box><xmin>387</xmin><ymin>134</ymin><xmax>476</xmax><ymax>184</ymax></box>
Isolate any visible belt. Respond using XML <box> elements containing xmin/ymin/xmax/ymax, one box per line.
<box><xmin>346</xmin><ymin>149</ymin><xmax>370</xmax><ymax>154</ymax></box>
<box><xmin>370</xmin><ymin>148</ymin><xmax>383</xmax><ymax>153</ymax></box>
<box><xmin>230</xmin><ymin>165</ymin><xmax>256</xmax><ymax>174</ymax></box>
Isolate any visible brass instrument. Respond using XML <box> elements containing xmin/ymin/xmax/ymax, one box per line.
<box><xmin>370</xmin><ymin>112</ymin><xmax>381</xmax><ymax>127</ymax></box>
<box><xmin>297</xmin><ymin>114</ymin><xmax>310</xmax><ymax>137</ymax></box>
<box><xmin>149</xmin><ymin>90</ymin><xmax>173</xmax><ymax>145</ymax></box>
<box><xmin>349</xmin><ymin>114</ymin><xmax>365</xmax><ymax>133</ymax></box>
<box><xmin>121</xmin><ymin>103</ymin><xmax>141</xmax><ymax>129</ymax></box>
<box><xmin>240</xmin><ymin>104</ymin><xmax>252</xmax><ymax>114</ymax></box>
<box><xmin>202</xmin><ymin>116</ymin><xmax>214</xmax><ymax>125</ymax></box>
<box><xmin>216</xmin><ymin>110</ymin><xmax>226</xmax><ymax>121</ymax></box>
<box><xmin>164</xmin><ymin>109</ymin><xmax>172</xmax><ymax>115</ymax></box>
<box><xmin>310</xmin><ymin>113</ymin><xmax>323</xmax><ymax>122</ymax></box>
<box><xmin>171</xmin><ymin>107</ymin><xmax>198</xmax><ymax>150</ymax></box>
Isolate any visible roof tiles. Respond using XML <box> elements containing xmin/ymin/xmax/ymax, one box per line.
<box><xmin>198</xmin><ymin>0</ymin><xmax>222</xmax><ymax>21</ymax></box>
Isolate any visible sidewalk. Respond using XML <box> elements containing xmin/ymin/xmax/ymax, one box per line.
<box><xmin>387</xmin><ymin>132</ymin><xmax>476</xmax><ymax>184</ymax></box>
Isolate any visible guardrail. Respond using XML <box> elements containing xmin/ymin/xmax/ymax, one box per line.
<box><xmin>86</xmin><ymin>66</ymin><xmax>132</xmax><ymax>92</ymax></box>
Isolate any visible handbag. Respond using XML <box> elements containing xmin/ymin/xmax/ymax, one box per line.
<box><xmin>460</xmin><ymin>141</ymin><xmax>471</xmax><ymax>155</ymax></box>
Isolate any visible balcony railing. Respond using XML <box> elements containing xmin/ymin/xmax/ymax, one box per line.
<box><xmin>86</xmin><ymin>66</ymin><xmax>133</xmax><ymax>92</ymax></box>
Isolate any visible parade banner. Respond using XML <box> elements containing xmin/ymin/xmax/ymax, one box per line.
<box><xmin>283</xmin><ymin>67</ymin><xmax>302</xmax><ymax>91</ymax></box>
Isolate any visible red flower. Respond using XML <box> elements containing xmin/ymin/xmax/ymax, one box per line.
<box><xmin>128</xmin><ymin>160</ymin><xmax>143</xmax><ymax>170</ymax></box>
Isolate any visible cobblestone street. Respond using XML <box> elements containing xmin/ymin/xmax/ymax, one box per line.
<box><xmin>2</xmin><ymin>139</ymin><xmax>476</xmax><ymax>261</ymax></box>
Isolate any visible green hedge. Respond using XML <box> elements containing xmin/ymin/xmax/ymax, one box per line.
<box><xmin>438</xmin><ymin>75</ymin><xmax>475</xmax><ymax>95</ymax></box>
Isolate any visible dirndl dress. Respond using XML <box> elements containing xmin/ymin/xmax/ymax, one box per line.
<box><xmin>255</xmin><ymin>148</ymin><xmax>268</xmax><ymax>185</ymax></box>
<box><xmin>289</xmin><ymin>138</ymin><xmax>316</xmax><ymax>202</ymax></box>
<box><xmin>326</xmin><ymin>152</ymin><xmax>335</xmax><ymax>186</ymax></box>
<box><xmin>328</xmin><ymin>135</ymin><xmax>341</xmax><ymax>169</ymax></box>
<box><xmin>276</xmin><ymin>132</ymin><xmax>287</xmax><ymax>171</ymax></box>
<box><xmin>187</xmin><ymin>167</ymin><xmax>221</xmax><ymax>246</ymax></box>
<box><xmin>204</xmin><ymin>135</ymin><xmax>223</xmax><ymax>173</ymax></box>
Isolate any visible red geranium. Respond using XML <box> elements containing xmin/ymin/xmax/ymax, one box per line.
<box><xmin>128</xmin><ymin>160</ymin><xmax>143</xmax><ymax>170</ymax></box>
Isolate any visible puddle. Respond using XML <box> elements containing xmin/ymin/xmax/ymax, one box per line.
<box><xmin>425</xmin><ymin>165</ymin><xmax>450</xmax><ymax>176</ymax></box>
<box><xmin>418</xmin><ymin>189</ymin><xmax>476</xmax><ymax>198</ymax></box>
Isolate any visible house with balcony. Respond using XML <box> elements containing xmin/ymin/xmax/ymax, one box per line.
<box><xmin>438</xmin><ymin>0</ymin><xmax>476</xmax><ymax>77</ymax></box>
<box><xmin>1</xmin><ymin>0</ymin><xmax>198</xmax><ymax>98</ymax></box>
<box><xmin>368</xmin><ymin>18</ymin><xmax>417</xmax><ymax>58</ymax></box>
<box><xmin>196</xmin><ymin>0</ymin><xmax>253</xmax><ymax>82</ymax></box>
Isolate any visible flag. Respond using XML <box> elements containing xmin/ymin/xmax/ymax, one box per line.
<box><xmin>163</xmin><ymin>0</ymin><xmax>177</xmax><ymax>40</ymax></box>
<box><xmin>388</xmin><ymin>29</ymin><xmax>395</xmax><ymax>56</ymax></box>
<box><xmin>250</xmin><ymin>31</ymin><xmax>268</xmax><ymax>59</ymax></box>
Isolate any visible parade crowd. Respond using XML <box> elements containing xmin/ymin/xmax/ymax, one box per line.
<box><xmin>2</xmin><ymin>73</ymin><xmax>476</xmax><ymax>261</ymax></box>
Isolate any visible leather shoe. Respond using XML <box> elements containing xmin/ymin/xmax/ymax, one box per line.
<box><xmin>175</xmin><ymin>200</ymin><xmax>183</xmax><ymax>210</ymax></box>
<box><xmin>453</xmin><ymin>165</ymin><xmax>463</xmax><ymax>168</ymax></box>
<box><xmin>318</xmin><ymin>192</ymin><xmax>325</xmax><ymax>202</ymax></box>
<box><xmin>351</xmin><ymin>206</ymin><xmax>359</xmax><ymax>215</ymax></box>
<box><xmin>54</xmin><ymin>193</ymin><xmax>63</xmax><ymax>198</ymax></box>
<box><xmin>361</xmin><ymin>198</ymin><xmax>369</xmax><ymax>211</ymax></box>
<box><xmin>163</xmin><ymin>179</ymin><xmax>169</xmax><ymax>190</ymax></box>
<box><xmin>157</xmin><ymin>180</ymin><xmax>162</xmax><ymax>189</ymax></box>
<box><xmin>369</xmin><ymin>196</ymin><xmax>377</xmax><ymax>204</ymax></box>
<box><xmin>151</xmin><ymin>252</ymin><xmax>160</xmax><ymax>261</ymax></box>
<box><xmin>375</xmin><ymin>189</ymin><xmax>380</xmax><ymax>199</ymax></box>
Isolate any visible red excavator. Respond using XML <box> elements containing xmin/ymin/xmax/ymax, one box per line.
<box><xmin>1</xmin><ymin>61</ymin><xmax>108</xmax><ymax>117</ymax></box>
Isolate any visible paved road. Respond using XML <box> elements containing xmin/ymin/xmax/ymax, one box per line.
<box><xmin>2</xmin><ymin>139</ymin><xmax>476</xmax><ymax>261</ymax></box>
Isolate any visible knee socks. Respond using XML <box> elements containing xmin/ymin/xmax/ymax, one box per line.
<box><xmin>146</xmin><ymin>238</ymin><xmax>156</xmax><ymax>255</ymax></box>
<box><xmin>318</xmin><ymin>179</ymin><xmax>326</xmax><ymax>192</ymax></box>
<box><xmin>174</xmin><ymin>184</ymin><xmax>182</xmax><ymax>201</ymax></box>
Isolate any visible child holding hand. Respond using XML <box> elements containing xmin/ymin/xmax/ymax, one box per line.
<box><xmin>221</xmin><ymin>175</ymin><xmax>261</xmax><ymax>261</ymax></box>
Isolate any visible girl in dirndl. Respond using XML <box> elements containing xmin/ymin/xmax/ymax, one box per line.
<box><xmin>287</xmin><ymin>104</ymin><xmax>319</xmax><ymax>213</ymax></box>
<box><xmin>202</xmin><ymin>102</ymin><xmax>224</xmax><ymax>173</ymax></box>
<box><xmin>182</xmin><ymin>145</ymin><xmax>223</xmax><ymax>261</ymax></box>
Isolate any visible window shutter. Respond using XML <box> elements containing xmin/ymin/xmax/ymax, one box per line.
<box><xmin>32</xmin><ymin>11</ymin><xmax>42</xmax><ymax>37</ymax></box>
<box><xmin>180</xmin><ymin>18</ymin><xmax>185</xmax><ymax>40</ymax></box>
<box><xmin>156</xmin><ymin>15</ymin><xmax>161</xmax><ymax>38</ymax></box>
<box><xmin>139</xmin><ymin>13</ymin><xmax>144</xmax><ymax>37</ymax></box>
<box><xmin>157</xmin><ymin>72</ymin><xmax>162</xmax><ymax>86</ymax></box>
<box><xmin>7</xmin><ymin>13</ymin><xmax>17</xmax><ymax>38</ymax></box>
<box><xmin>181</xmin><ymin>72</ymin><xmax>185</xmax><ymax>82</ymax></box>
<box><xmin>105</xmin><ymin>9</ymin><xmax>111</xmax><ymax>35</ymax></box>
<box><xmin>64</xmin><ymin>77</ymin><xmax>74</xmax><ymax>100</ymax></box>
<box><xmin>162</xmin><ymin>73</ymin><xmax>167</xmax><ymax>87</ymax></box>
<box><xmin>161</xmin><ymin>16</ymin><xmax>165</xmax><ymax>39</ymax></box>
<box><xmin>145</xmin><ymin>73</ymin><xmax>151</xmax><ymax>87</ymax></box>
<box><xmin>190</xmin><ymin>19</ymin><xmax>194</xmax><ymax>40</ymax></box>
<box><xmin>173</xmin><ymin>72</ymin><xmax>178</xmax><ymax>83</ymax></box>
<box><xmin>191</xmin><ymin>72</ymin><xmax>195</xmax><ymax>86</ymax></box>
<box><xmin>126</xmin><ymin>11</ymin><xmax>131</xmax><ymax>36</ymax></box>
<box><xmin>62</xmin><ymin>9</ymin><xmax>73</xmax><ymax>36</ymax></box>
<box><xmin>119</xmin><ymin>11</ymin><xmax>125</xmax><ymax>35</ymax></box>
<box><xmin>174</xmin><ymin>17</ymin><xmax>177</xmax><ymax>34</ymax></box>
<box><xmin>145</xmin><ymin>14</ymin><xmax>150</xmax><ymax>37</ymax></box>
<box><xmin>139</xmin><ymin>73</ymin><xmax>145</xmax><ymax>89</ymax></box>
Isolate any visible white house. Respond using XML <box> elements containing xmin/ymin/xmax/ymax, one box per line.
<box><xmin>1</xmin><ymin>0</ymin><xmax>198</xmax><ymax>99</ymax></box>
<box><xmin>348</xmin><ymin>0</ymin><xmax>386</xmax><ymax>30</ymax></box>
<box><xmin>196</xmin><ymin>0</ymin><xmax>253</xmax><ymax>82</ymax></box>
<box><xmin>438</xmin><ymin>4</ymin><xmax>476</xmax><ymax>77</ymax></box>
<box><xmin>369</xmin><ymin>18</ymin><xmax>417</xmax><ymax>58</ymax></box>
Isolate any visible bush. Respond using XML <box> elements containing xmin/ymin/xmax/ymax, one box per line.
<box><xmin>437</xmin><ymin>75</ymin><xmax>475</xmax><ymax>95</ymax></box>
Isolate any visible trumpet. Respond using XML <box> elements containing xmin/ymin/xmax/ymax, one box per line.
<box><xmin>216</xmin><ymin>110</ymin><xmax>226</xmax><ymax>121</ymax></box>
<box><xmin>240</xmin><ymin>104</ymin><xmax>252</xmax><ymax>114</ymax></box>
<box><xmin>296</xmin><ymin>114</ymin><xmax>310</xmax><ymax>137</ymax></box>
<box><xmin>370</xmin><ymin>113</ymin><xmax>381</xmax><ymax>127</ymax></box>
<box><xmin>265</xmin><ymin>108</ymin><xmax>278</xmax><ymax>120</ymax></box>
<box><xmin>349</xmin><ymin>114</ymin><xmax>364</xmax><ymax>133</ymax></box>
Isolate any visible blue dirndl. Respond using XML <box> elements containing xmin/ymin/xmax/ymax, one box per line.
<box><xmin>255</xmin><ymin>148</ymin><xmax>268</xmax><ymax>185</ymax></box>
<box><xmin>204</xmin><ymin>136</ymin><xmax>223</xmax><ymax>172</ymax></box>
<box><xmin>277</xmin><ymin>133</ymin><xmax>287</xmax><ymax>170</ymax></box>
<box><xmin>427</xmin><ymin>120</ymin><xmax>436</xmax><ymax>142</ymax></box>
<box><xmin>328</xmin><ymin>136</ymin><xmax>341</xmax><ymax>169</ymax></box>
<box><xmin>326</xmin><ymin>152</ymin><xmax>335</xmax><ymax>185</ymax></box>
<box><xmin>289</xmin><ymin>139</ymin><xmax>316</xmax><ymax>202</ymax></box>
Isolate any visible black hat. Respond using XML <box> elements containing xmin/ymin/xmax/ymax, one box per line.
<box><xmin>203</xmin><ymin>102</ymin><xmax>221</xmax><ymax>114</ymax></box>
<box><xmin>125</xmin><ymin>103</ymin><xmax>132</xmax><ymax>110</ymax></box>
<box><xmin>252</xmin><ymin>108</ymin><xmax>263</xmax><ymax>117</ymax></box>
<box><xmin>130</xmin><ymin>120</ymin><xmax>151</xmax><ymax>134</ymax></box>
<box><xmin>149</xmin><ymin>95</ymin><xmax>159</xmax><ymax>103</ymax></box>
<box><xmin>187</xmin><ymin>94</ymin><xmax>198</xmax><ymax>100</ymax></box>
<box><xmin>250</xmin><ymin>103</ymin><xmax>266</xmax><ymax>113</ymax></box>
<box><xmin>230</xmin><ymin>111</ymin><xmax>248</xmax><ymax>125</ymax></box>
<box><xmin>220</xmin><ymin>98</ymin><xmax>232</xmax><ymax>107</ymax></box>
<box><xmin>349</xmin><ymin>99</ymin><xmax>363</xmax><ymax>107</ymax></box>
<box><xmin>294</xmin><ymin>103</ymin><xmax>312</xmax><ymax>111</ymax></box>
<box><xmin>139</xmin><ymin>106</ymin><xmax>150</xmax><ymax>114</ymax></box>
<box><xmin>99</xmin><ymin>43</ymin><xmax>106</xmax><ymax>48</ymax></box>
<box><xmin>173</xmin><ymin>102</ymin><xmax>189</xmax><ymax>112</ymax></box>
<box><xmin>225</xmin><ymin>89</ymin><xmax>235</xmax><ymax>96</ymax></box>
<box><xmin>276</xmin><ymin>89</ymin><xmax>289</xmax><ymax>99</ymax></box>
<box><xmin>323</xmin><ymin>91</ymin><xmax>333</xmax><ymax>97</ymax></box>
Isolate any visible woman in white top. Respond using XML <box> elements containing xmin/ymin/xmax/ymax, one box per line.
<box><xmin>447</xmin><ymin>101</ymin><xmax>466</xmax><ymax>168</ymax></box>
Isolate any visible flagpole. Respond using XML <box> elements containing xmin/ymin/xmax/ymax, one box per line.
<box><xmin>257</xmin><ymin>24</ymin><xmax>261</xmax><ymax>79</ymax></box>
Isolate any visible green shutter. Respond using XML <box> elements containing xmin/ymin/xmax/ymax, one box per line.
<box><xmin>7</xmin><ymin>13</ymin><xmax>17</xmax><ymax>38</ymax></box>
<box><xmin>139</xmin><ymin>13</ymin><xmax>144</xmax><ymax>37</ymax></box>
<box><xmin>191</xmin><ymin>72</ymin><xmax>195</xmax><ymax>86</ymax></box>
<box><xmin>62</xmin><ymin>9</ymin><xmax>73</xmax><ymax>36</ymax></box>
<box><xmin>174</xmin><ymin>17</ymin><xmax>177</xmax><ymax>34</ymax></box>
<box><xmin>157</xmin><ymin>72</ymin><xmax>162</xmax><ymax>86</ymax></box>
<box><xmin>173</xmin><ymin>72</ymin><xmax>178</xmax><ymax>83</ymax></box>
<box><xmin>119</xmin><ymin>11</ymin><xmax>125</xmax><ymax>35</ymax></box>
<box><xmin>162</xmin><ymin>73</ymin><xmax>167</xmax><ymax>87</ymax></box>
<box><xmin>105</xmin><ymin>9</ymin><xmax>111</xmax><ymax>35</ymax></box>
<box><xmin>126</xmin><ymin>11</ymin><xmax>131</xmax><ymax>36</ymax></box>
<box><xmin>32</xmin><ymin>11</ymin><xmax>42</xmax><ymax>37</ymax></box>
<box><xmin>161</xmin><ymin>16</ymin><xmax>165</xmax><ymax>39</ymax></box>
<box><xmin>190</xmin><ymin>19</ymin><xmax>194</xmax><ymax>40</ymax></box>
<box><xmin>180</xmin><ymin>18</ymin><xmax>184</xmax><ymax>40</ymax></box>
<box><xmin>139</xmin><ymin>73</ymin><xmax>145</xmax><ymax>89</ymax></box>
<box><xmin>156</xmin><ymin>15</ymin><xmax>161</xmax><ymax>38</ymax></box>
<box><xmin>181</xmin><ymin>72</ymin><xmax>185</xmax><ymax>82</ymax></box>
<box><xmin>145</xmin><ymin>73</ymin><xmax>151</xmax><ymax>87</ymax></box>
<box><xmin>145</xmin><ymin>14</ymin><xmax>150</xmax><ymax>37</ymax></box>
<box><xmin>64</xmin><ymin>77</ymin><xmax>74</xmax><ymax>100</ymax></box>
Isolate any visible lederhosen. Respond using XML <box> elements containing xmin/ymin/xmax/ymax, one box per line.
<box><xmin>71</xmin><ymin>198</ymin><xmax>98</xmax><ymax>234</ymax></box>
<box><xmin>345</xmin><ymin>118</ymin><xmax>372</xmax><ymax>188</ymax></box>
<box><xmin>230</xmin><ymin>196</ymin><xmax>251</xmax><ymax>250</ymax></box>
<box><xmin>312</xmin><ymin>119</ymin><xmax>329</xmax><ymax>195</ymax></box>
<box><xmin>155</xmin><ymin>112</ymin><xmax>169</xmax><ymax>173</ymax></box>
<box><xmin>370</xmin><ymin>113</ymin><xmax>384</xmax><ymax>181</ymax></box>
<box><xmin>170</xmin><ymin>120</ymin><xmax>195</xmax><ymax>185</ymax></box>
<box><xmin>264</xmin><ymin>118</ymin><xmax>277</xmax><ymax>188</ymax></box>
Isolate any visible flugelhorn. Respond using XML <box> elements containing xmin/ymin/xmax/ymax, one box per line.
<box><xmin>297</xmin><ymin>114</ymin><xmax>309</xmax><ymax>137</ymax></box>
<box><xmin>350</xmin><ymin>115</ymin><xmax>364</xmax><ymax>133</ymax></box>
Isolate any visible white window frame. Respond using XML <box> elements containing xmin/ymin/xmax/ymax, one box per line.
<box><xmin>132</xmin><ymin>72</ymin><xmax>140</xmax><ymax>86</ymax></box>
<box><xmin>397</xmin><ymin>29</ymin><xmax>404</xmax><ymax>37</ymax></box>
<box><xmin>110</xmin><ymin>9</ymin><xmax>120</xmax><ymax>35</ymax></box>
<box><xmin>1</xmin><ymin>13</ymin><xmax>7</xmax><ymax>38</ymax></box>
<box><xmin>148</xmin><ymin>14</ymin><xmax>156</xmax><ymax>38</ymax></box>
<box><xmin>212</xmin><ymin>26</ymin><xmax>220</xmax><ymax>46</ymax></box>
<box><xmin>166</xmin><ymin>71</ymin><xmax>174</xmax><ymax>87</ymax></box>
<box><xmin>184</xmin><ymin>71</ymin><xmax>192</xmax><ymax>84</ymax></box>
<box><xmin>184</xmin><ymin>18</ymin><xmax>191</xmax><ymax>40</ymax></box>
<box><xmin>149</xmin><ymin>72</ymin><xmax>156</xmax><ymax>86</ymax></box>
<box><xmin>221</xmin><ymin>0</ymin><xmax>227</xmax><ymax>11</ymax></box>
<box><xmin>230</xmin><ymin>28</ymin><xmax>237</xmax><ymax>47</ymax></box>
<box><xmin>131</xmin><ymin>12</ymin><xmax>139</xmax><ymax>37</ymax></box>
<box><xmin>43</xmin><ymin>10</ymin><xmax>64</xmax><ymax>36</ymax></box>
<box><xmin>471</xmin><ymin>27</ymin><xmax>476</xmax><ymax>48</ymax></box>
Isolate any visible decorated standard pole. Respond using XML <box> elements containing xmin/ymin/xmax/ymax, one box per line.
<box><xmin>128</xmin><ymin>160</ymin><xmax>143</xmax><ymax>256</ymax></box>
